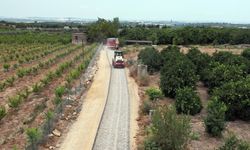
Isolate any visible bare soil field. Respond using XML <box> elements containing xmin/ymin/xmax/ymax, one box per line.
<box><xmin>0</xmin><ymin>43</ymin><xmax>97</xmax><ymax>149</ymax></box>
<box><xmin>123</xmin><ymin>44</ymin><xmax>245</xmax><ymax>55</ymax></box>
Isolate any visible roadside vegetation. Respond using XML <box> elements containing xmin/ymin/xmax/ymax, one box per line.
<box><xmin>125</xmin><ymin>44</ymin><xmax>250</xmax><ymax>149</ymax></box>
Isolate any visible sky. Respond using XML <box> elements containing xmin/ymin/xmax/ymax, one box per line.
<box><xmin>0</xmin><ymin>0</ymin><xmax>250</xmax><ymax>24</ymax></box>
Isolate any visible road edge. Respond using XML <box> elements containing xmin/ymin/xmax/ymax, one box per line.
<box><xmin>125</xmin><ymin>68</ymin><xmax>140</xmax><ymax>150</ymax></box>
<box><xmin>91</xmin><ymin>46</ymin><xmax>113</xmax><ymax>150</ymax></box>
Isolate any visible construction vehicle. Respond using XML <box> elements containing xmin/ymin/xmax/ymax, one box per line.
<box><xmin>106</xmin><ymin>38</ymin><xmax>119</xmax><ymax>50</ymax></box>
<box><xmin>112</xmin><ymin>50</ymin><xmax>125</xmax><ymax>68</ymax></box>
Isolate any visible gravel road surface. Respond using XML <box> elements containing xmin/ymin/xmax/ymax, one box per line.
<box><xmin>93</xmin><ymin>48</ymin><xmax>130</xmax><ymax>150</ymax></box>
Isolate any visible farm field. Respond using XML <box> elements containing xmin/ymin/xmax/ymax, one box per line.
<box><xmin>0</xmin><ymin>36</ymin><xmax>97</xmax><ymax>149</ymax></box>
<box><xmin>123</xmin><ymin>44</ymin><xmax>250</xmax><ymax>150</ymax></box>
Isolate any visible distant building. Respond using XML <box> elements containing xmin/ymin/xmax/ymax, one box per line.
<box><xmin>72</xmin><ymin>33</ymin><xmax>87</xmax><ymax>45</ymax></box>
<box><xmin>64</xmin><ymin>26</ymin><xmax>70</xmax><ymax>30</ymax></box>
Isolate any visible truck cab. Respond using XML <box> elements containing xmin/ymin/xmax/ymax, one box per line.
<box><xmin>106</xmin><ymin>38</ymin><xmax>119</xmax><ymax>50</ymax></box>
<box><xmin>112</xmin><ymin>51</ymin><xmax>125</xmax><ymax>68</ymax></box>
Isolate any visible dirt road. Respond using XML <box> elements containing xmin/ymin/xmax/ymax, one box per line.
<box><xmin>93</xmin><ymin>48</ymin><xmax>130</xmax><ymax>150</ymax></box>
<box><xmin>59</xmin><ymin>46</ymin><xmax>110</xmax><ymax>150</ymax></box>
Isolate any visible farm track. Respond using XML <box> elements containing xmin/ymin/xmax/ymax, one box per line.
<box><xmin>93</xmin><ymin>48</ymin><xmax>130</xmax><ymax>150</ymax></box>
<box><xmin>0</xmin><ymin>46</ymin><xmax>82</xmax><ymax>106</ymax></box>
<box><xmin>0</xmin><ymin>44</ymin><xmax>72</xmax><ymax>81</ymax></box>
<box><xmin>0</xmin><ymin>46</ymin><xmax>91</xmax><ymax>149</ymax></box>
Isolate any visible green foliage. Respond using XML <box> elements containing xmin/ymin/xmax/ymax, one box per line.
<box><xmin>186</xmin><ymin>47</ymin><xmax>212</xmax><ymax>75</ymax></box>
<box><xmin>18</xmin><ymin>88</ymin><xmax>29</xmax><ymax>99</ymax></box>
<box><xmin>175</xmin><ymin>87</ymin><xmax>202</xmax><ymax>115</ymax></box>
<box><xmin>204</xmin><ymin>97</ymin><xmax>227</xmax><ymax>137</ymax></box>
<box><xmin>54</xmin><ymin>96</ymin><xmax>62</xmax><ymax>105</ymax></box>
<box><xmin>26</xmin><ymin>128</ymin><xmax>41</xmax><ymax>150</ymax></box>
<box><xmin>213</xmin><ymin>51</ymin><xmax>249</xmax><ymax>74</ymax></box>
<box><xmin>242</xmin><ymin>48</ymin><xmax>250</xmax><ymax>60</ymax></box>
<box><xmin>5</xmin><ymin>76</ymin><xmax>15</xmax><ymax>86</ymax></box>
<box><xmin>0</xmin><ymin>32</ymin><xmax>71</xmax><ymax>44</ymax></box>
<box><xmin>119</xmin><ymin>26</ymin><xmax>250</xmax><ymax>45</ymax></box>
<box><xmin>138</xmin><ymin>47</ymin><xmax>162</xmax><ymax>73</ymax></box>
<box><xmin>143</xmin><ymin>136</ymin><xmax>161</xmax><ymax>150</ymax></box>
<box><xmin>219</xmin><ymin>134</ymin><xmax>250</xmax><ymax>150</ymax></box>
<box><xmin>160</xmin><ymin>45</ymin><xmax>182</xmax><ymax>63</ymax></box>
<box><xmin>32</xmin><ymin>83</ymin><xmax>42</xmax><ymax>93</ymax></box>
<box><xmin>8</xmin><ymin>95</ymin><xmax>23</xmax><ymax>108</ymax></box>
<box><xmin>202</xmin><ymin>62</ymin><xmax>245</xmax><ymax>89</ymax></box>
<box><xmin>212</xmin><ymin>76</ymin><xmax>250</xmax><ymax>121</ymax></box>
<box><xmin>86</xmin><ymin>18</ymin><xmax>119</xmax><ymax>42</ymax></box>
<box><xmin>145</xmin><ymin>87</ymin><xmax>163</xmax><ymax>101</ymax></box>
<box><xmin>147</xmin><ymin>105</ymin><xmax>191</xmax><ymax>150</ymax></box>
<box><xmin>55</xmin><ymin>86</ymin><xmax>65</xmax><ymax>98</ymax></box>
<box><xmin>190</xmin><ymin>132</ymin><xmax>200</xmax><ymax>141</ymax></box>
<box><xmin>3</xmin><ymin>63</ymin><xmax>10</xmax><ymax>71</ymax></box>
<box><xmin>16</xmin><ymin>68</ymin><xmax>27</xmax><ymax>77</ymax></box>
<box><xmin>160</xmin><ymin>51</ymin><xmax>198</xmax><ymax>98</ymax></box>
<box><xmin>0</xmin><ymin>106</ymin><xmax>6</xmax><ymax>120</ymax></box>
<box><xmin>0</xmin><ymin>82</ymin><xmax>5</xmax><ymax>91</ymax></box>
<box><xmin>69</xmin><ymin>69</ymin><xmax>80</xmax><ymax>79</ymax></box>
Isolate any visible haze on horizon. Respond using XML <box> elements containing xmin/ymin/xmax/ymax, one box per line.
<box><xmin>1</xmin><ymin>0</ymin><xmax>250</xmax><ymax>24</ymax></box>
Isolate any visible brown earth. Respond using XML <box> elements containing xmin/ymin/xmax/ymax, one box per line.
<box><xmin>0</xmin><ymin>45</ymin><xmax>93</xmax><ymax>149</ymax></box>
<box><xmin>59</xmin><ymin>47</ymin><xmax>110</xmax><ymax>150</ymax></box>
<box><xmin>0</xmin><ymin>44</ymin><xmax>72</xmax><ymax>81</ymax></box>
<box><xmin>0</xmin><ymin>47</ymin><xmax>82</xmax><ymax>106</ymax></box>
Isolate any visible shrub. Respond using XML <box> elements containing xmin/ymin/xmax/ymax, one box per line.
<box><xmin>47</xmin><ymin>71</ymin><xmax>55</xmax><ymax>81</ymax></box>
<box><xmin>145</xmin><ymin>87</ymin><xmax>163</xmax><ymax>101</ymax></box>
<box><xmin>204</xmin><ymin>97</ymin><xmax>227</xmax><ymax>137</ymax></box>
<box><xmin>41</xmin><ymin>77</ymin><xmax>49</xmax><ymax>85</ymax></box>
<box><xmin>18</xmin><ymin>88</ymin><xmax>29</xmax><ymax>99</ymax></box>
<box><xmin>186</xmin><ymin>47</ymin><xmax>212</xmax><ymax>75</ymax></box>
<box><xmin>13</xmin><ymin>63</ymin><xmax>18</xmax><ymax>69</ymax></box>
<box><xmin>0</xmin><ymin>106</ymin><xmax>6</xmax><ymax>120</ymax></box>
<box><xmin>8</xmin><ymin>95</ymin><xmax>23</xmax><ymax>108</ymax></box>
<box><xmin>203</xmin><ymin>62</ymin><xmax>245</xmax><ymax>89</ymax></box>
<box><xmin>32</xmin><ymin>83</ymin><xmax>41</xmax><ymax>93</ymax></box>
<box><xmin>141</xmin><ymin>100</ymin><xmax>152</xmax><ymax>115</ymax></box>
<box><xmin>160</xmin><ymin>55</ymin><xmax>198</xmax><ymax>98</ymax></box>
<box><xmin>138</xmin><ymin>47</ymin><xmax>162</xmax><ymax>73</ymax></box>
<box><xmin>17</xmin><ymin>68</ymin><xmax>27</xmax><ymax>78</ymax></box>
<box><xmin>55</xmin><ymin>86</ymin><xmax>65</xmax><ymax>98</ymax></box>
<box><xmin>147</xmin><ymin>105</ymin><xmax>191</xmax><ymax>150</ymax></box>
<box><xmin>212</xmin><ymin>76</ymin><xmax>250</xmax><ymax>121</ymax></box>
<box><xmin>160</xmin><ymin>45</ymin><xmax>183</xmax><ymax>66</ymax></box>
<box><xmin>54</xmin><ymin>96</ymin><xmax>62</xmax><ymax>106</ymax></box>
<box><xmin>55</xmin><ymin>69</ymin><xmax>62</xmax><ymax>77</ymax></box>
<box><xmin>143</xmin><ymin>136</ymin><xmax>160</xmax><ymax>150</ymax></box>
<box><xmin>26</xmin><ymin>128</ymin><xmax>41</xmax><ymax>150</ymax></box>
<box><xmin>0</xmin><ymin>82</ymin><xmax>5</xmax><ymax>91</ymax></box>
<box><xmin>175</xmin><ymin>87</ymin><xmax>202</xmax><ymax>115</ymax></box>
<box><xmin>242</xmin><ymin>48</ymin><xmax>250</xmax><ymax>60</ymax></box>
<box><xmin>44</xmin><ymin>110</ymin><xmax>54</xmax><ymax>134</ymax></box>
<box><xmin>69</xmin><ymin>69</ymin><xmax>80</xmax><ymax>79</ymax></box>
<box><xmin>213</xmin><ymin>51</ymin><xmax>249</xmax><ymax>74</ymax></box>
<box><xmin>3</xmin><ymin>63</ymin><xmax>10</xmax><ymax>71</ymax></box>
<box><xmin>5</xmin><ymin>76</ymin><xmax>15</xmax><ymax>86</ymax></box>
<box><xmin>219</xmin><ymin>134</ymin><xmax>250</xmax><ymax>150</ymax></box>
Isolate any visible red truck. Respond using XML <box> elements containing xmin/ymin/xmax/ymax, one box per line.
<box><xmin>106</xmin><ymin>38</ymin><xmax>119</xmax><ymax>50</ymax></box>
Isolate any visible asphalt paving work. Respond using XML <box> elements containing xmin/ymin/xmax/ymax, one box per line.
<box><xmin>93</xmin><ymin>47</ymin><xmax>130</xmax><ymax>150</ymax></box>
